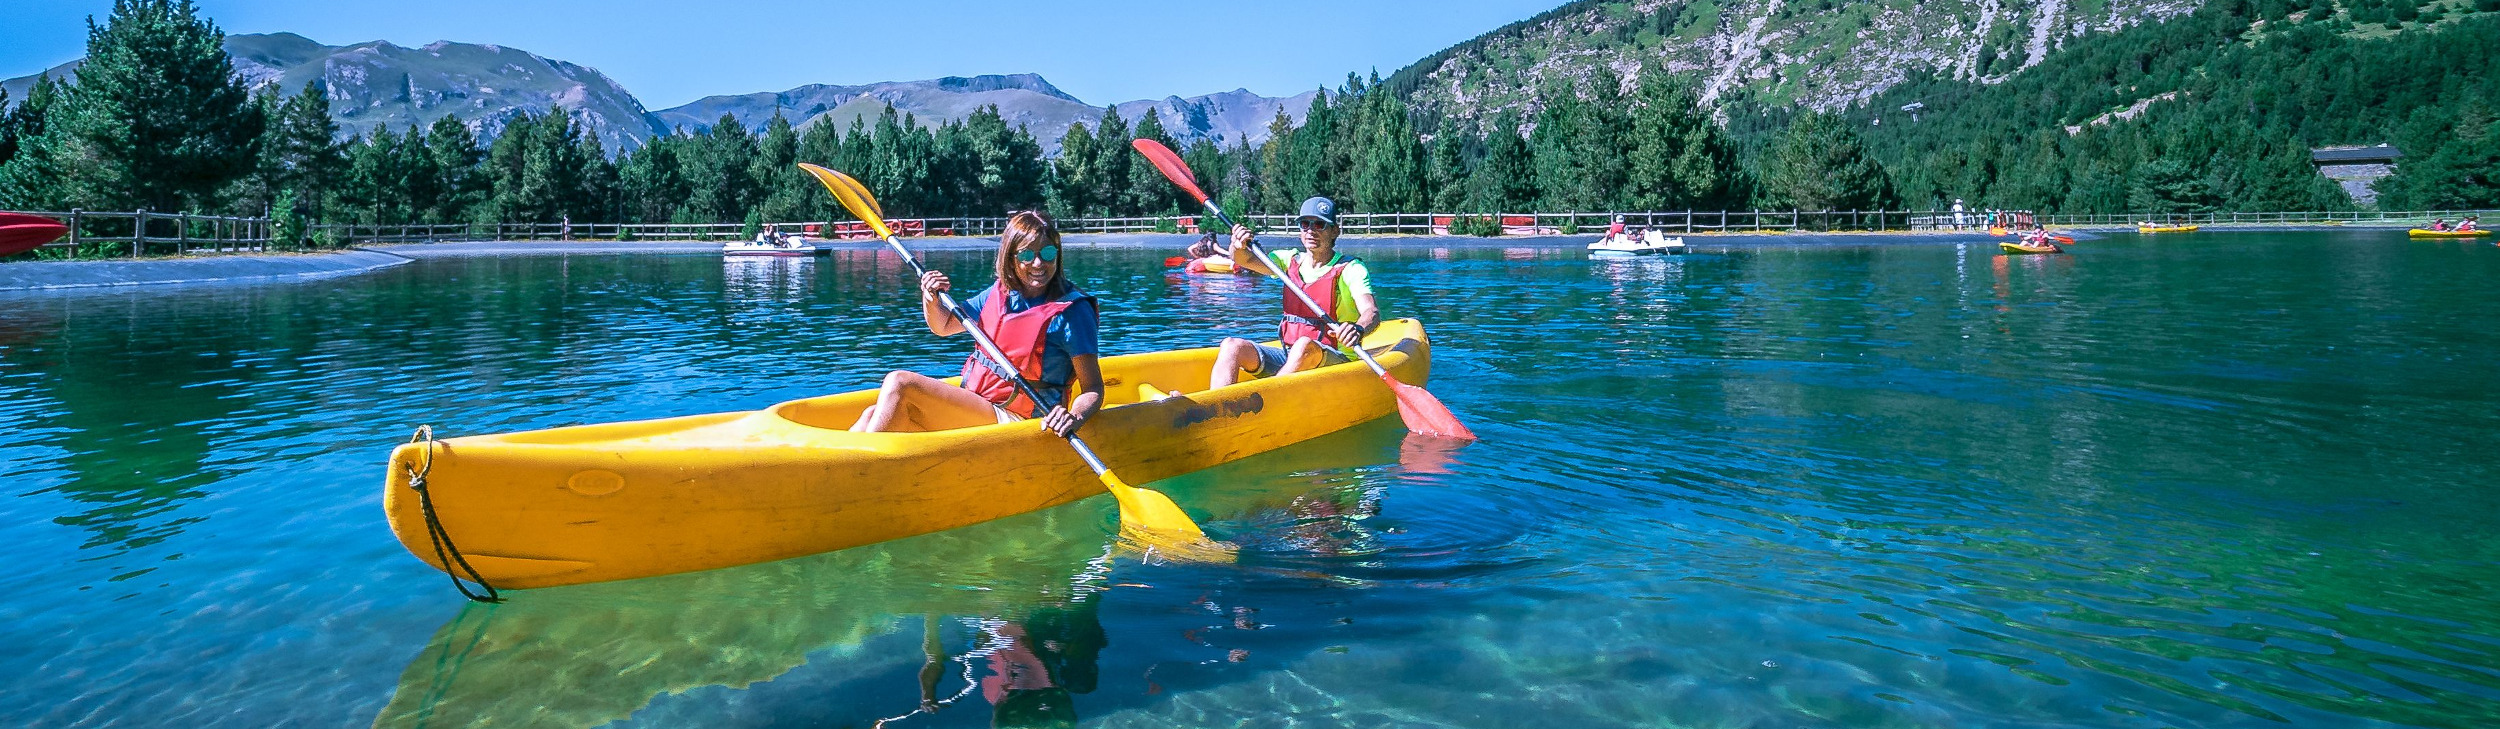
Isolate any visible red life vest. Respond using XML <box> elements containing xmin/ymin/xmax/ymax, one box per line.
<box><xmin>1276</xmin><ymin>251</ymin><xmax>1353</xmax><ymax>346</ymax></box>
<box><xmin>960</xmin><ymin>284</ymin><xmax>1091</xmax><ymax>418</ymax></box>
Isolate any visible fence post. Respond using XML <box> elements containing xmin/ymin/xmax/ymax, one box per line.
<box><xmin>134</xmin><ymin>208</ymin><xmax>150</xmax><ymax>259</ymax></box>
<box><xmin>67</xmin><ymin>209</ymin><xmax>82</xmax><ymax>251</ymax></box>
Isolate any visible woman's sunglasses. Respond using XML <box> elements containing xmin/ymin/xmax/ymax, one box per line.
<box><xmin>1014</xmin><ymin>245</ymin><xmax>1061</xmax><ymax>263</ymax></box>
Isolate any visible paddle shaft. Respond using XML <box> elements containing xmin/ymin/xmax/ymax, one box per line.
<box><xmin>871</xmin><ymin>234</ymin><xmax>1120</xmax><ymax>476</ymax></box>
<box><xmin>1195</xmin><ymin>202</ymin><xmax>1397</xmax><ymax>379</ymax></box>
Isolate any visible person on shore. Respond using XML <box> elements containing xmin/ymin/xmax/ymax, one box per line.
<box><xmin>852</xmin><ymin>211</ymin><xmax>1103</xmax><ymax>435</ymax></box>
<box><xmin>1205</xmin><ymin>196</ymin><xmax>1377</xmax><ymax>389</ymax></box>
<box><xmin>1952</xmin><ymin>199</ymin><xmax>1967</xmax><ymax>230</ymax></box>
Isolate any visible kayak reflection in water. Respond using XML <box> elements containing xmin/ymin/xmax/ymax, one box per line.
<box><xmin>852</xmin><ymin>211</ymin><xmax>1105</xmax><ymax>436</ymax></box>
<box><xmin>892</xmin><ymin>599</ymin><xmax>1106</xmax><ymax>729</ymax></box>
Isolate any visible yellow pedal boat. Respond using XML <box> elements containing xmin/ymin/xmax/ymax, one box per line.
<box><xmin>384</xmin><ymin>318</ymin><xmax>1437</xmax><ymax>590</ymax></box>
<box><xmin>2408</xmin><ymin>228</ymin><xmax>2491</xmax><ymax>238</ymax></box>
<box><xmin>2138</xmin><ymin>224</ymin><xmax>2200</xmax><ymax>233</ymax></box>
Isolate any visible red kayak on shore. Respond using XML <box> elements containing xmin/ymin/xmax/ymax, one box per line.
<box><xmin>0</xmin><ymin>212</ymin><xmax>70</xmax><ymax>256</ymax></box>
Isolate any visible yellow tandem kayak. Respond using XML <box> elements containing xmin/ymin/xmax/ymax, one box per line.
<box><xmin>2408</xmin><ymin>228</ymin><xmax>2490</xmax><ymax>238</ymax></box>
<box><xmin>1999</xmin><ymin>241</ymin><xmax>2064</xmax><ymax>254</ymax></box>
<box><xmin>2138</xmin><ymin>224</ymin><xmax>2199</xmax><ymax>233</ymax></box>
<box><xmin>384</xmin><ymin>318</ymin><xmax>1437</xmax><ymax>590</ymax></box>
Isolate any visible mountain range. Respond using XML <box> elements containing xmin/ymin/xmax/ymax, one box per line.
<box><xmin>6</xmin><ymin>2</ymin><xmax>2234</xmax><ymax>154</ymax></box>
<box><xmin>2</xmin><ymin>33</ymin><xmax>1314</xmax><ymax>155</ymax></box>
<box><xmin>1386</xmin><ymin>0</ymin><xmax>2203</xmax><ymax>129</ymax></box>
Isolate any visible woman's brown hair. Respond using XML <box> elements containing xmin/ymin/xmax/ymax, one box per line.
<box><xmin>995</xmin><ymin>211</ymin><xmax>1067</xmax><ymax>298</ymax></box>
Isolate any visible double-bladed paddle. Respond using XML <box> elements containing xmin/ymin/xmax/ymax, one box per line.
<box><xmin>798</xmin><ymin>163</ymin><xmax>1227</xmax><ymax>557</ymax></box>
<box><xmin>1129</xmin><ymin>139</ymin><xmax>1477</xmax><ymax>442</ymax></box>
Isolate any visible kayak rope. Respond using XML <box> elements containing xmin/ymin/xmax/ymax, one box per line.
<box><xmin>404</xmin><ymin>425</ymin><xmax>501</xmax><ymax>603</ymax></box>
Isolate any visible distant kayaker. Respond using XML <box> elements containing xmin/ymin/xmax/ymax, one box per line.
<box><xmin>1182</xmin><ymin>233</ymin><xmax>1233</xmax><ymax>273</ymax></box>
<box><xmin>1206</xmin><ymin>196</ymin><xmax>1378</xmax><ymax>388</ymax></box>
<box><xmin>851</xmin><ymin>211</ymin><xmax>1103</xmax><ymax>435</ymax></box>
<box><xmin>2430</xmin><ymin>218</ymin><xmax>2451</xmax><ymax>232</ymax></box>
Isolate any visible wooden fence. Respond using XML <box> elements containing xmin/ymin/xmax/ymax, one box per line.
<box><xmin>7</xmin><ymin>209</ymin><xmax>273</xmax><ymax>257</ymax></box>
<box><xmin>295</xmin><ymin>208</ymin><xmax>2500</xmax><ymax>245</ymax></box>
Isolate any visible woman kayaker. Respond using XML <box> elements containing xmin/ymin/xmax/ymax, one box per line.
<box><xmin>851</xmin><ymin>211</ymin><xmax>1104</xmax><ymax>435</ymax></box>
<box><xmin>1205</xmin><ymin>196</ymin><xmax>1378</xmax><ymax>389</ymax></box>
<box><xmin>2430</xmin><ymin>218</ymin><xmax>2451</xmax><ymax>232</ymax></box>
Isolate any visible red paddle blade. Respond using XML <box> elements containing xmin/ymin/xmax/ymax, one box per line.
<box><xmin>1385</xmin><ymin>374</ymin><xmax>1475</xmax><ymax>441</ymax></box>
<box><xmin>1131</xmin><ymin>138</ymin><xmax>1211</xmax><ymax>206</ymax></box>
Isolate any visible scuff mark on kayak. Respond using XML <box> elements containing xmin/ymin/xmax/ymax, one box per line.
<box><xmin>1169</xmin><ymin>393</ymin><xmax>1263</xmax><ymax>430</ymax></box>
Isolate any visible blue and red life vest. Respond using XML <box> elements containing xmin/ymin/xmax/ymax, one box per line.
<box><xmin>960</xmin><ymin>284</ymin><xmax>1094</xmax><ymax>418</ymax></box>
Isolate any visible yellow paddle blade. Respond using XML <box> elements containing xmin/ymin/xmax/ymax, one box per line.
<box><xmin>796</xmin><ymin>163</ymin><xmax>894</xmax><ymax>240</ymax></box>
<box><xmin>1098</xmin><ymin>470</ymin><xmax>1234</xmax><ymax>562</ymax></box>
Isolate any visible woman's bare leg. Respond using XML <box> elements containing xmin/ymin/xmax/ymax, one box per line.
<box><xmin>851</xmin><ymin>370</ymin><xmax>1002</xmax><ymax>433</ymax></box>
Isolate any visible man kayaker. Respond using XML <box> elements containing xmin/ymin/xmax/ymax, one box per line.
<box><xmin>2460</xmin><ymin>216</ymin><xmax>2480</xmax><ymax>232</ymax></box>
<box><xmin>852</xmin><ymin>211</ymin><xmax>1104</xmax><ymax>435</ymax></box>
<box><xmin>1205</xmin><ymin>196</ymin><xmax>1378</xmax><ymax>389</ymax></box>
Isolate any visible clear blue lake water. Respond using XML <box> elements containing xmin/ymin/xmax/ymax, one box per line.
<box><xmin>1</xmin><ymin>230</ymin><xmax>2497</xmax><ymax>727</ymax></box>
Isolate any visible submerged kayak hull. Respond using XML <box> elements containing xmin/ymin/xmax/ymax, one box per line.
<box><xmin>384</xmin><ymin>319</ymin><xmax>1436</xmax><ymax>589</ymax></box>
<box><xmin>2408</xmin><ymin>229</ymin><xmax>2490</xmax><ymax>238</ymax></box>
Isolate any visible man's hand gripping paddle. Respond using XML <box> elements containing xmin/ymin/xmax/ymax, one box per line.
<box><xmin>1128</xmin><ymin>140</ymin><xmax>1477</xmax><ymax>442</ymax></box>
<box><xmin>799</xmin><ymin>163</ymin><xmax>1229</xmax><ymax>560</ymax></box>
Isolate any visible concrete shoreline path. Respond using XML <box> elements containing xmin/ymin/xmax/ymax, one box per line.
<box><xmin>6</xmin><ymin>225</ymin><xmax>2325</xmax><ymax>290</ymax></box>
<box><xmin>0</xmin><ymin>249</ymin><xmax>415</xmax><ymax>291</ymax></box>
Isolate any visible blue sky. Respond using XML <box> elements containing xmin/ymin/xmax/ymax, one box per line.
<box><xmin>4</xmin><ymin>0</ymin><xmax>1566</xmax><ymax>108</ymax></box>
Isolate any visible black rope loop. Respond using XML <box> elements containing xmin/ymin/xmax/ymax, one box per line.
<box><xmin>405</xmin><ymin>425</ymin><xmax>501</xmax><ymax>603</ymax></box>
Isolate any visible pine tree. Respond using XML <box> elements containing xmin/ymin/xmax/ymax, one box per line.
<box><xmin>1284</xmin><ymin>89</ymin><xmax>1334</xmax><ymax>207</ymax></box>
<box><xmin>1472</xmin><ymin>115</ymin><xmax>1538</xmax><ymax>212</ymax></box>
<box><xmin>750</xmin><ymin>113</ymin><xmax>804</xmax><ymax>222</ymax></box>
<box><xmin>0</xmin><ymin>76</ymin><xmax>68</xmax><ymax>209</ymax></box>
<box><xmin>1085</xmin><ymin>107</ymin><xmax>1133</xmax><ymax>215</ymax></box>
<box><xmin>265</xmin><ymin>79</ymin><xmax>345</xmax><ymax>217</ymax></box>
<box><xmin>424</xmin><ymin>116</ymin><xmax>484</xmax><ymax>223</ymax></box>
<box><xmin>1129</xmin><ymin>108</ymin><xmax>1181</xmax><ymax>214</ymax></box>
<box><xmin>1427</xmin><ymin>133</ymin><xmax>1469</xmax><ymax>212</ymax></box>
<box><xmin>1351</xmin><ymin>92</ymin><xmax>1427</xmax><ymax>212</ymax></box>
<box><xmin>39</xmin><ymin>0</ymin><xmax>263</xmax><ymax>214</ymax></box>
<box><xmin>682</xmin><ymin>112</ymin><xmax>759</xmax><ymax>222</ymax></box>
<box><xmin>1530</xmin><ymin>88</ymin><xmax>1588</xmax><ymax>209</ymax></box>
<box><xmin>1257</xmin><ymin>107</ymin><xmax>1295</xmax><ymax>213</ymax></box>
<box><xmin>1762</xmin><ymin>111</ymin><xmax>1897</xmax><ymax>210</ymax></box>
<box><xmin>1626</xmin><ymin>70</ymin><xmax>1742</xmax><ymax>210</ymax></box>
<box><xmin>1054</xmin><ymin>121</ymin><xmax>1096</xmax><ymax>217</ymax></box>
<box><xmin>2128</xmin><ymin>156</ymin><xmax>2217</xmax><ymax>213</ymax></box>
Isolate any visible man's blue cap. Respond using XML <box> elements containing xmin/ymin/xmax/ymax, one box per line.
<box><xmin>1297</xmin><ymin>196</ymin><xmax>1338</xmax><ymax>226</ymax></box>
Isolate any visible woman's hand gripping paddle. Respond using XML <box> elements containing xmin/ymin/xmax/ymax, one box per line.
<box><xmin>1128</xmin><ymin>140</ymin><xmax>1477</xmax><ymax>442</ymax></box>
<box><xmin>798</xmin><ymin>163</ymin><xmax>1228</xmax><ymax>559</ymax></box>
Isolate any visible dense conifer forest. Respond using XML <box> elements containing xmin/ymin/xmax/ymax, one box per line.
<box><xmin>4</xmin><ymin>0</ymin><xmax>2497</xmax><ymax>253</ymax></box>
